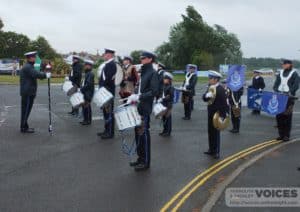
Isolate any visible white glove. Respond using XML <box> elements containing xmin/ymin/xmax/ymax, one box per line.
<box><xmin>127</xmin><ymin>94</ymin><xmax>140</xmax><ymax>104</ymax></box>
<box><xmin>259</xmin><ymin>88</ymin><xmax>262</xmax><ymax>92</ymax></box>
<box><xmin>46</xmin><ymin>72</ymin><xmax>51</xmax><ymax>79</ymax></box>
<box><xmin>65</xmin><ymin>76</ymin><xmax>69</xmax><ymax>81</ymax></box>
<box><xmin>157</xmin><ymin>98</ymin><xmax>163</xmax><ymax>103</ymax></box>
<box><xmin>206</xmin><ymin>92</ymin><xmax>213</xmax><ymax>98</ymax></box>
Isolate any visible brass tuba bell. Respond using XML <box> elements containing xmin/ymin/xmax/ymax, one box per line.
<box><xmin>207</xmin><ymin>85</ymin><xmax>217</xmax><ymax>105</ymax></box>
<box><xmin>213</xmin><ymin>112</ymin><xmax>230</xmax><ymax>131</ymax></box>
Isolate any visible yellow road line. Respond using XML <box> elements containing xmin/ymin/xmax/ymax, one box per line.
<box><xmin>171</xmin><ymin>141</ymin><xmax>280</xmax><ymax>211</ymax></box>
<box><xmin>160</xmin><ymin>139</ymin><xmax>277</xmax><ymax>212</ymax></box>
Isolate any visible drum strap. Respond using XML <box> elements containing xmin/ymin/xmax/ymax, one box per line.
<box><xmin>231</xmin><ymin>92</ymin><xmax>241</xmax><ymax>107</ymax></box>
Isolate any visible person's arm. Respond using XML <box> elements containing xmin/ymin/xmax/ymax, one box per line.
<box><xmin>104</xmin><ymin>63</ymin><xmax>117</xmax><ymax>86</ymax></box>
<box><xmin>273</xmin><ymin>74</ymin><xmax>281</xmax><ymax>92</ymax></box>
<box><xmin>26</xmin><ymin>65</ymin><xmax>46</xmax><ymax>79</ymax></box>
<box><xmin>218</xmin><ymin>88</ymin><xmax>229</xmax><ymax>118</ymax></box>
<box><xmin>260</xmin><ymin>77</ymin><xmax>266</xmax><ymax>89</ymax></box>
<box><xmin>186</xmin><ymin>75</ymin><xmax>197</xmax><ymax>90</ymax></box>
<box><xmin>290</xmin><ymin>72</ymin><xmax>300</xmax><ymax>96</ymax></box>
<box><xmin>73</xmin><ymin>64</ymin><xmax>82</xmax><ymax>84</ymax></box>
<box><xmin>140</xmin><ymin>72</ymin><xmax>159</xmax><ymax>100</ymax></box>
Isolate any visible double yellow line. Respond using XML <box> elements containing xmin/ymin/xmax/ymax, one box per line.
<box><xmin>160</xmin><ymin>139</ymin><xmax>280</xmax><ymax>212</ymax></box>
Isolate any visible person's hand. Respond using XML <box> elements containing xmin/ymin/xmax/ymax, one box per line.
<box><xmin>259</xmin><ymin>88</ymin><xmax>262</xmax><ymax>92</ymax></box>
<box><xmin>205</xmin><ymin>92</ymin><xmax>213</xmax><ymax>98</ymax></box>
<box><xmin>127</xmin><ymin>94</ymin><xmax>140</xmax><ymax>104</ymax></box>
<box><xmin>65</xmin><ymin>76</ymin><xmax>69</xmax><ymax>81</ymax></box>
<box><xmin>46</xmin><ymin>73</ymin><xmax>51</xmax><ymax>79</ymax></box>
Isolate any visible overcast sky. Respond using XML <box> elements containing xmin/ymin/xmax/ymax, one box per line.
<box><xmin>1</xmin><ymin>0</ymin><xmax>300</xmax><ymax>59</ymax></box>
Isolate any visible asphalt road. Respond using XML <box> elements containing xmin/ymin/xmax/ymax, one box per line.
<box><xmin>212</xmin><ymin>141</ymin><xmax>300</xmax><ymax>212</ymax></box>
<box><xmin>0</xmin><ymin>77</ymin><xmax>299</xmax><ymax>212</ymax></box>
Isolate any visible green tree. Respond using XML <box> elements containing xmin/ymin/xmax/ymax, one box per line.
<box><xmin>192</xmin><ymin>50</ymin><xmax>214</xmax><ymax>70</ymax></box>
<box><xmin>28</xmin><ymin>36</ymin><xmax>59</xmax><ymax>59</ymax></box>
<box><xmin>130</xmin><ymin>50</ymin><xmax>143</xmax><ymax>64</ymax></box>
<box><xmin>156</xmin><ymin>6</ymin><xmax>243</xmax><ymax>70</ymax></box>
<box><xmin>0</xmin><ymin>31</ymin><xmax>30</xmax><ymax>58</ymax></box>
<box><xmin>0</xmin><ymin>18</ymin><xmax>3</xmax><ymax>30</ymax></box>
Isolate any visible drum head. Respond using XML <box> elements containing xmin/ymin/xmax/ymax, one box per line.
<box><xmin>114</xmin><ymin>64</ymin><xmax>124</xmax><ymax>86</ymax></box>
<box><xmin>67</xmin><ymin>85</ymin><xmax>78</xmax><ymax>96</ymax></box>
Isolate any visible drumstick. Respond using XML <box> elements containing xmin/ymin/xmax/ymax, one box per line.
<box><xmin>119</xmin><ymin>97</ymin><xmax>129</xmax><ymax>102</ymax></box>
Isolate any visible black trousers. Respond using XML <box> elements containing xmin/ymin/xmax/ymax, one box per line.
<box><xmin>162</xmin><ymin>114</ymin><xmax>172</xmax><ymax>135</ymax></box>
<box><xmin>20</xmin><ymin>95</ymin><xmax>35</xmax><ymax>130</ymax></box>
<box><xmin>135</xmin><ymin>115</ymin><xmax>151</xmax><ymax>166</ymax></box>
<box><xmin>184</xmin><ymin>96</ymin><xmax>193</xmax><ymax>118</ymax></box>
<box><xmin>102</xmin><ymin>101</ymin><xmax>114</xmax><ymax>136</ymax></box>
<box><xmin>82</xmin><ymin>102</ymin><xmax>92</xmax><ymax>123</ymax></box>
<box><xmin>208</xmin><ymin>113</ymin><xmax>220</xmax><ymax>154</ymax></box>
<box><xmin>276</xmin><ymin>98</ymin><xmax>294</xmax><ymax>138</ymax></box>
<box><xmin>231</xmin><ymin>105</ymin><xmax>241</xmax><ymax>131</ymax></box>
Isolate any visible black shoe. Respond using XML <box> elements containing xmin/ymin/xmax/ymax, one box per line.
<box><xmin>297</xmin><ymin>167</ymin><xmax>300</xmax><ymax>171</ymax></box>
<box><xmin>213</xmin><ymin>153</ymin><xmax>220</xmax><ymax>159</ymax></box>
<box><xmin>97</xmin><ymin>131</ymin><xmax>106</xmax><ymax>136</ymax></box>
<box><xmin>282</xmin><ymin>136</ymin><xmax>290</xmax><ymax>142</ymax></box>
<box><xmin>182</xmin><ymin>117</ymin><xmax>191</xmax><ymax>120</ymax></box>
<box><xmin>161</xmin><ymin>133</ymin><xmax>171</xmax><ymax>137</ymax></box>
<box><xmin>68</xmin><ymin>111</ymin><xmax>74</xmax><ymax>115</ymax></box>
<box><xmin>276</xmin><ymin>136</ymin><xmax>283</xmax><ymax>141</ymax></box>
<box><xmin>21</xmin><ymin>128</ymin><xmax>35</xmax><ymax>133</ymax></box>
<box><xmin>159</xmin><ymin>131</ymin><xmax>167</xmax><ymax>136</ymax></box>
<box><xmin>204</xmin><ymin>151</ymin><xmax>214</xmax><ymax>155</ymax></box>
<box><xmin>80</xmin><ymin>121</ymin><xmax>91</xmax><ymax>125</ymax></box>
<box><xmin>134</xmin><ymin>163</ymin><xmax>149</xmax><ymax>171</ymax></box>
<box><xmin>129</xmin><ymin>161</ymin><xmax>140</xmax><ymax>167</ymax></box>
<box><xmin>229</xmin><ymin>129</ymin><xmax>239</xmax><ymax>134</ymax></box>
<box><xmin>101</xmin><ymin>133</ymin><xmax>114</xmax><ymax>139</ymax></box>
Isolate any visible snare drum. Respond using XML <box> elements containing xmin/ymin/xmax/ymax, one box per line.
<box><xmin>93</xmin><ymin>87</ymin><xmax>114</xmax><ymax>107</ymax></box>
<box><xmin>153</xmin><ymin>103</ymin><xmax>167</xmax><ymax>117</ymax></box>
<box><xmin>62</xmin><ymin>80</ymin><xmax>73</xmax><ymax>93</ymax></box>
<box><xmin>115</xmin><ymin>105</ymin><xmax>142</xmax><ymax>131</ymax></box>
<box><xmin>70</xmin><ymin>92</ymin><xmax>84</xmax><ymax>108</ymax></box>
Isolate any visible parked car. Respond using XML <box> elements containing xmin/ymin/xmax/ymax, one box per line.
<box><xmin>0</xmin><ymin>59</ymin><xmax>20</xmax><ymax>74</ymax></box>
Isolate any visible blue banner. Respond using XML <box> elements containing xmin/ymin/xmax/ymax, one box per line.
<box><xmin>261</xmin><ymin>91</ymin><xmax>288</xmax><ymax>115</ymax></box>
<box><xmin>227</xmin><ymin>65</ymin><xmax>246</xmax><ymax>92</ymax></box>
<box><xmin>247</xmin><ymin>88</ymin><xmax>263</xmax><ymax>110</ymax></box>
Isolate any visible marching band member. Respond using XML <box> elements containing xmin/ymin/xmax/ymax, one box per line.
<box><xmin>97</xmin><ymin>48</ymin><xmax>117</xmax><ymax>139</ymax></box>
<box><xmin>157</xmin><ymin>62</ymin><xmax>166</xmax><ymax>98</ymax></box>
<box><xmin>127</xmin><ymin>51</ymin><xmax>159</xmax><ymax>171</ymax></box>
<box><xmin>68</xmin><ymin>55</ymin><xmax>83</xmax><ymax>116</ymax></box>
<box><xmin>119</xmin><ymin>56</ymin><xmax>138</xmax><ymax>99</ymax></box>
<box><xmin>159</xmin><ymin>72</ymin><xmax>174</xmax><ymax>137</ymax></box>
<box><xmin>182</xmin><ymin>64</ymin><xmax>198</xmax><ymax>120</ymax></box>
<box><xmin>20</xmin><ymin>51</ymin><xmax>51</xmax><ymax>133</ymax></box>
<box><xmin>249</xmin><ymin>70</ymin><xmax>265</xmax><ymax>115</ymax></box>
<box><xmin>80</xmin><ymin>59</ymin><xmax>95</xmax><ymax>125</ymax></box>
<box><xmin>273</xmin><ymin>60</ymin><xmax>299</xmax><ymax>142</ymax></box>
<box><xmin>203</xmin><ymin>71</ymin><xmax>229</xmax><ymax>159</ymax></box>
<box><xmin>228</xmin><ymin>87</ymin><xmax>244</xmax><ymax>134</ymax></box>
